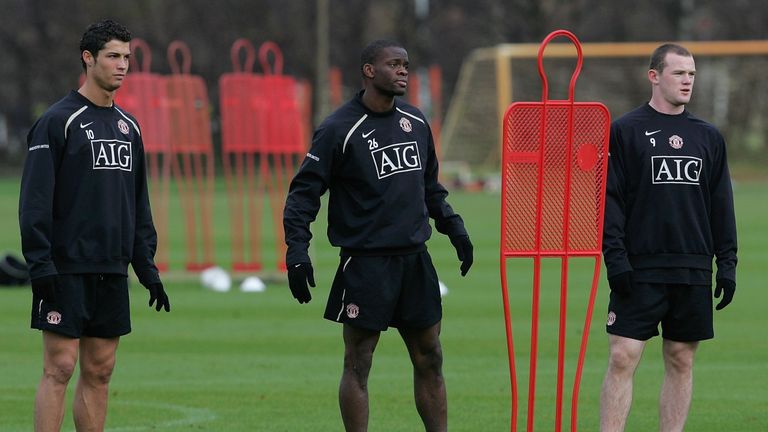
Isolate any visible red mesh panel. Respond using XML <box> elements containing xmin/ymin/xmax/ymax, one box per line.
<box><xmin>116</xmin><ymin>74</ymin><xmax>170</xmax><ymax>154</ymax></box>
<box><xmin>166</xmin><ymin>74</ymin><xmax>213</xmax><ymax>154</ymax></box>
<box><xmin>503</xmin><ymin>103</ymin><xmax>542</xmax><ymax>253</ymax></box>
<box><xmin>219</xmin><ymin>73</ymin><xmax>265</xmax><ymax>153</ymax></box>
<box><xmin>502</xmin><ymin>102</ymin><xmax>609</xmax><ymax>256</ymax></box>
<box><xmin>115</xmin><ymin>39</ymin><xmax>170</xmax><ymax>155</ymax></box>
<box><xmin>261</xmin><ymin>75</ymin><xmax>305</xmax><ymax>155</ymax></box>
<box><xmin>568</xmin><ymin>107</ymin><xmax>610</xmax><ymax>252</ymax></box>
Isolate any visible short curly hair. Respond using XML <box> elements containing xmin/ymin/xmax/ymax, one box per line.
<box><xmin>79</xmin><ymin>19</ymin><xmax>132</xmax><ymax>71</ymax></box>
<box><xmin>360</xmin><ymin>39</ymin><xmax>404</xmax><ymax>77</ymax></box>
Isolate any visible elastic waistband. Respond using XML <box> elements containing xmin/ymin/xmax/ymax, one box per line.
<box><xmin>629</xmin><ymin>253</ymin><xmax>712</xmax><ymax>271</ymax></box>
<box><xmin>340</xmin><ymin>244</ymin><xmax>426</xmax><ymax>257</ymax></box>
<box><xmin>54</xmin><ymin>259</ymin><xmax>129</xmax><ymax>277</ymax></box>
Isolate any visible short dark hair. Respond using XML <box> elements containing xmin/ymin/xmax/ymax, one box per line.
<box><xmin>649</xmin><ymin>43</ymin><xmax>692</xmax><ymax>72</ymax></box>
<box><xmin>360</xmin><ymin>39</ymin><xmax>404</xmax><ymax>76</ymax></box>
<box><xmin>79</xmin><ymin>19</ymin><xmax>132</xmax><ymax>71</ymax></box>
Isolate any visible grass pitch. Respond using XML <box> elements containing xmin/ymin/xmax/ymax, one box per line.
<box><xmin>0</xmin><ymin>177</ymin><xmax>766</xmax><ymax>431</ymax></box>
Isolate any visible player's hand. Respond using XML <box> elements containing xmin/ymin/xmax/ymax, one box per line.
<box><xmin>31</xmin><ymin>275</ymin><xmax>57</xmax><ymax>305</ymax></box>
<box><xmin>288</xmin><ymin>262</ymin><xmax>315</xmax><ymax>304</ymax></box>
<box><xmin>450</xmin><ymin>235</ymin><xmax>474</xmax><ymax>277</ymax></box>
<box><xmin>146</xmin><ymin>282</ymin><xmax>171</xmax><ymax>312</ymax></box>
<box><xmin>608</xmin><ymin>271</ymin><xmax>632</xmax><ymax>297</ymax></box>
<box><xmin>714</xmin><ymin>279</ymin><xmax>735</xmax><ymax>310</ymax></box>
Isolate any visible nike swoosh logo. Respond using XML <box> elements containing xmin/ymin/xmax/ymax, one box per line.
<box><xmin>644</xmin><ymin>129</ymin><xmax>661</xmax><ymax>136</ymax></box>
<box><xmin>80</xmin><ymin>121</ymin><xmax>94</xmax><ymax>129</ymax></box>
<box><xmin>362</xmin><ymin>129</ymin><xmax>375</xmax><ymax>138</ymax></box>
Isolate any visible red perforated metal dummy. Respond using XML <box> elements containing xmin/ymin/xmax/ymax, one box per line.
<box><xmin>166</xmin><ymin>40</ymin><xmax>215</xmax><ymax>271</ymax></box>
<box><xmin>500</xmin><ymin>30</ymin><xmax>610</xmax><ymax>432</ymax></box>
<box><xmin>219</xmin><ymin>40</ymin><xmax>310</xmax><ymax>272</ymax></box>
<box><xmin>115</xmin><ymin>38</ymin><xmax>171</xmax><ymax>271</ymax></box>
<box><xmin>219</xmin><ymin>39</ymin><xmax>265</xmax><ymax>272</ymax></box>
<box><xmin>257</xmin><ymin>42</ymin><xmax>305</xmax><ymax>272</ymax></box>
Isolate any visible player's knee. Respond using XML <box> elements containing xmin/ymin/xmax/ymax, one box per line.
<box><xmin>607</xmin><ymin>348</ymin><xmax>639</xmax><ymax>374</ymax></box>
<box><xmin>80</xmin><ymin>353</ymin><xmax>117</xmax><ymax>386</ymax></box>
<box><xmin>81</xmin><ymin>362</ymin><xmax>116</xmax><ymax>386</ymax></box>
<box><xmin>664</xmin><ymin>349</ymin><xmax>695</xmax><ymax>373</ymax></box>
<box><xmin>413</xmin><ymin>344</ymin><xmax>443</xmax><ymax>375</ymax></box>
<box><xmin>343</xmin><ymin>350</ymin><xmax>374</xmax><ymax>383</ymax></box>
<box><xmin>43</xmin><ymin>359</ymin><xmax>77</xmax><ymax>385</ymax></box>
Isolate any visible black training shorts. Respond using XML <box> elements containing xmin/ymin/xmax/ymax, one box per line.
<box><xmin>324</xmin><ymin>251</ymin><xmax>441</xmax><ymax>331</ymax></box>
<box><xmin>31</xmin><ymin>274</ymin><xmax>131</xmax><ymax>338</ymax></box>
<box><xmin>605</xmin><ymin>281</ymin><xmax>713</xmax><ymax>342</ymax></box>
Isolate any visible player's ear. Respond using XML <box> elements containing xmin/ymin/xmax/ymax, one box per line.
<box><xmin>82</xmin><ymin>50</ymin><xmax>94</xmax><ymax>67</ymax></box>
<box><xmin>363</xmin><ymin>63</ymin><xmax>375</xmax><ymax>79</ymax></box>
<box><xmin>648</xmin><ymin>68</ymin><xmax>659</xmax><ymax>84</ymax></box>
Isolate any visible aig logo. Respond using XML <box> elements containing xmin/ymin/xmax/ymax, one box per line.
<box><xmin>91</xmin><ymin>139</ymin><xmax>132</xmax><ymax>171</ymax></box>
<box><xmin>651</xmin><ymin>156</ymin><xmax>701</xmax><ymax>185</ymax></box>
<box><xmin>371</xmin><ymin>141</ymin><xmax>422</xmax><ymax>179</ymax></box>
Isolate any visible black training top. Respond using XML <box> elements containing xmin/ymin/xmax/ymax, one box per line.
<box><xmin>19</xmin><ymin>90</ymin><xmax>160</xmax><ymax>286</ymax></box>
<box><xmin>283</xmin><ymin>91</ymin><xmax>467</xmax><ymax>266</ymax></box>
<box><xmin>602</xmin><ymin>103</ymin><xmax>737</xmax><ymax>284</ymax></box>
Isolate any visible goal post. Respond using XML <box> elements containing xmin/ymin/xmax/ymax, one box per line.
<box><xmin>441</xmin><ymin>39</ymin><xmax>768</xmax><ymax>172</ymax></box>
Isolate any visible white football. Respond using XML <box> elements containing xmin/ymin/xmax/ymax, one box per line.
<box><xmin>200</xmin><ymin>266</ymin><xmax>231</xmax><ymax>292</ymax></box>
<box><xmin>439</xmin><ymin>280</ymin><xmax>449</xmax><ymax>297</ymax></box>
<box><xmin>240</xmin><ymin>276</ymin><xmax>266</xmax><ymax>293</ymax></box>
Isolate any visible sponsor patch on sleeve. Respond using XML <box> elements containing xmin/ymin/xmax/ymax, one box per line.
<box><xmin>29</xmin><ymin>144</ymin><xmax>50</xmax><ymax>152</ymax></box>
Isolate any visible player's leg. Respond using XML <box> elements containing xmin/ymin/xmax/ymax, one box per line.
<box><xmin>601</xmin><ymin>281</ymin><xmax>667</xmax><ymax>431</ymax></box>
<box><xmin>35</xmin><ymin>331</ymin><xmax>79</xmax><ymax>432</ymax></box>
<box><xmin>339</xmin><ymin>323</ymin><xmax>380</xmax><ymax>432</ymax></box>
<box><xmin>599</xmin><ymin>334</ymin><xmax>646</xmax><ymax>432</ymax></box>
<box><xmin>657</xmin><ymin>283</ymin><xmax>711</xmax><ymax>432</ymax></box>
<box><xmin>73</xmin><ymin>336</ymin><xmax>120</xmax><ymax>431</ymax></box>
<box><xmin>399</xmin><ymin>321</ymin><xmax>446</xmax><ymax>432</ymax></box>
<box><xmin>658</xmin><ymin>339</ymin><xmax>698</xmax><ymax>432</ymax></box>
<box><xmin>390</xmin><ymin>251</ymin><xmax>444</xmax><ymax>430</ymax></box>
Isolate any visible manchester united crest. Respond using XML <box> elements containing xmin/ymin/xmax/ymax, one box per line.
<box><xmin>47</xmin><ymin>311</ymin><xmax>62</xmax><ymax>325</ymax></box>
<box><xmin>669</xmin><ymin>134</ymin><xmax>684</xmax><ymax>149</ymax></box>
<box><xmin>118</xmin><ymin>119</ymin><xmax>130</xmax><ymax>135</ymax></box>
<box><xmin>346</xmin><ymin>303</ymin><xmax>360</xmax><ymax>319</ymax></box>
<box><xmin>399</xmin><ymin>117</ymin><xmax>412</xmax><ymax>132</ymax></box>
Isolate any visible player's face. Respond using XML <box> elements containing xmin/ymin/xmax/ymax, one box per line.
<box><xmin>369</xmin><ymin>46</ymin><xmax>409</xmax><ymax>97</ymax></box>
<box><xmin>88</xmin><ymin>39</ymin><xmax>130</xmax><ymax>92</ymax></box>
<box><xmin>651</xmin><ymin>53</ymin><xmax>695</xmax><ymax>108</ymax></box>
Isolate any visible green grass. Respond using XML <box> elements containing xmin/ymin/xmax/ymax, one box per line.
<box><xmin>0</xmin><ymin>177</ymin><xmax>766</xmax><ymax>431</ymax></box>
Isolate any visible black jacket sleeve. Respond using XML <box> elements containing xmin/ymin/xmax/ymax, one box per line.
<box><xmin>131</xmin><ymin>137</ymin><xmax>161</xmax><ymax>286</ymax></box>
<box><xmin>709</xmin><ymin>133</ymin><xmax>738</xmax><ymax>282</ymax></box>
<box><xmin>283</xmin><ymin>124</ymin><xmax>335</xmax><ymax>266</ymax></box>
<box><xmin>602</xmin><ymin>123</ymin><xmax>633</xmax><ymax>278</ymax></box>
<box><xmin>19</xmin><ymin>116</ymin><xmax>63</xmax><ymax>280</ymax></box>
<box><xmin>423</xmin><ymin>125</ymin><xmax>467</xmax><ymax>238</ymax></box>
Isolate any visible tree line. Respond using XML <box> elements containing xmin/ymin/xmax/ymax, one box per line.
<box><xmin>1</xmin><ymin>0</ymin><xmax>765</xmax><ymax>171</ymax></box>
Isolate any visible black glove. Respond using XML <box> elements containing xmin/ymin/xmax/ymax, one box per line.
<box><xmin>450</xmin><ymin>235</ymin><xmax>474</xmax><ymax>277</ymax></box>
<box><xmin>608</xmin><ymin>271</ymin><xmax>632</xmax><ymax>297</ymax></box>
<box><xmin>146</xmin><ymin>282</ymin><xmax>171</xmax><ymax>312</ymax></box>
<box><xmin>288</xmin><ymin>262</ymin><xmax>315</xmax><ymax>304</ymax></box>
<box><xmin>31</xmin><ymin>275</ymin><xmax>58</xmax><ymax>305</ymax></box>
<box><xmin>714</xmin><ymin>279</ymin><xmax>735</xmax><ymax>310</ymax></box>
